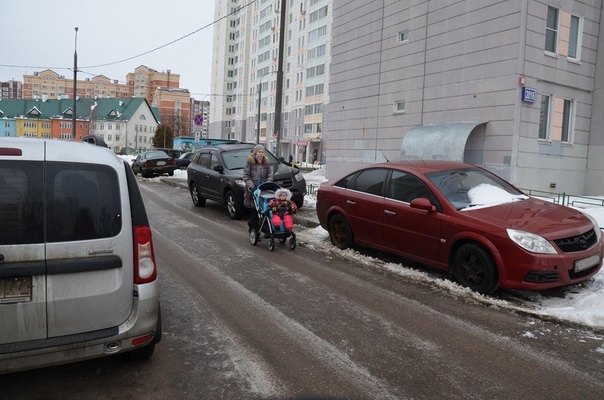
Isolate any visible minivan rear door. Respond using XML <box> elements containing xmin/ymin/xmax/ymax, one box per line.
<box><xmin>44</xmin><ymin>141</ymin><xmax>134</xmax><ymax>338</ymax></box>
<box><xmin>0</xmin><ymin>140</ymin><xmax>47</xmax><ymax>345</ymax></box>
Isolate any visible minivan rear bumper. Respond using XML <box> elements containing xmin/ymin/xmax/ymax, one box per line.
<box><xmin>0</xmin><ymin>282</ymin><xmax>160</xmax><ymax>374</ymax></box>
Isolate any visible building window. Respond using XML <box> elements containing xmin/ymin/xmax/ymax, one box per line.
<box><xmin>538</xmin><ymin>94</ymin><xmax>574</xmax><ymax>143</ymax></box>
<box><xmin>394</xmin><ymin>101</ymin><xmax>405</xmax><ymax>113</ymax></box>
<box><xmin>397</xmin><ymin>31</ymin><xmax>409</xmax><ymax>43</ymax></box>
<box><xmin>568</xmin><ymin>15</ymin><xmax>581</xmax><ymax>59</ymax></box>
<box><xmin>559</xmin><ymin>98</ymin><xmax>573</xmax><ymax>142</ymax></box>
<box><xmin>545</xmin><ymin>6</ymin><xmax>558</xmax><ymax>53</ymax></box>
<box><xmin>538</xmin><ymin>94</ymin><xmax>550</xmax><ymax>139</ymax></box>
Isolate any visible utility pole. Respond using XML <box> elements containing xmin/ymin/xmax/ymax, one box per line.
<box><xmin>273</xmin><ymin>0</ymin><xmax>287</xmax><ymax>158</ymax></box>
<box><xmin>72</xmin><ymin>27</ymin><xmax>78</xmax><ymax>139</ymax></box>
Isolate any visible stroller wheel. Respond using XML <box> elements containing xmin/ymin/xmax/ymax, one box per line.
<box><xmin>279</xmin><ymin>237</ymin><xmax>287</xmax><ymax>244</ymax></box>
<box><xmin>249</xmin><ymin>229</ymin><xmax>258</xmax><ymax>246</ymax></box>
<box><xmin>268</xmin><ymin>239</ymin><xmax>275</xmax><ymax>251</ymax></box>
<box><xmin>289</xmin><ymin>237</ymin><xmax>296</xmax><ymax>250</ymax></box>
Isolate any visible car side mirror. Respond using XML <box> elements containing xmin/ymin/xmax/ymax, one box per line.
<box><xmin>213</xmin><ymin>165</ymin><xmax>224</xmax><ymax>173</ymax></box>
<box><xmin>410</xmin><ymin>197</ymin><xmax>436</xmax><ymax>212</ymax></box>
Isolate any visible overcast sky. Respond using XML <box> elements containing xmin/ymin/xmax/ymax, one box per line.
<box><xmin>0</xmin><ymin>0</ymin><xmax>216</xmax><ymax>98</ymax></box>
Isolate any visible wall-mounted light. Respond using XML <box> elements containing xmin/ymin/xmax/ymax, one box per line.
<box><xmin>519</xmin><ymin>76</ymin><xmax>525</xmax><ymax>86</ymax></box>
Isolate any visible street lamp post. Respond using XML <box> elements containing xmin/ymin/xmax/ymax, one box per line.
<box><xmin>273</xmin><ymin>0</ymin><xmax>287</xmax><ymax>158</ymax></box>
<box><xmin>72</xmin><ymin>27</ymin><xmax>78</xmax><ymax>139</ymax></box>
<box><xmin>256</xmin><ymin>71</ymin><xmax>277</xmax><ymax>145</ymax></box>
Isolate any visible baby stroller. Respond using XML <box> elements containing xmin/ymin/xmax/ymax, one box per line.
<box><xmin>248</xmin><ymin>182</ymin><xmax>296</xmax><ymax>251</ymax></box>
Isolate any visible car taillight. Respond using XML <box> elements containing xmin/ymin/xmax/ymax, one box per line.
<box><xmin>144</xmin><ymin>161</ymin><xmax>151</xmax><ymax>168</ymax></box>
<box><xmin>134</xmin><ymin>225</ymin><xmax>157</xmax><ymax>284</ymax></box>
<box><xmin>170</xmin><ymin>159</ymin><xmax>176</xmax><ymax>165</ymax></box>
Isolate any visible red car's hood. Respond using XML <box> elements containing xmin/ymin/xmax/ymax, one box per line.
<box><xmin>463</xmin><ymin>198</ymin><xmax>593</xmax><ymax>238</ymax></box>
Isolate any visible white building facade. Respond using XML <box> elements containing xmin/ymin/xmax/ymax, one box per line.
<box><xmin>210</xmin><ymin>0</ymin><xmax>333</xmax><ymax>164</ymax></box>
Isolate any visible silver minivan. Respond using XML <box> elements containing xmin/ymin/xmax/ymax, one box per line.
<box><xmin>0</xmin><ymin>137</ymin><xmax>161</xmax><ymax>374</ymax></box>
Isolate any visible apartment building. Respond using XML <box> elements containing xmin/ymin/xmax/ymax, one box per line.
<box><xmin>1</xmin><ymin>80</ymin><xmax>22</xmax><ymax>99</ymax></box>
<box><xmin>20</xmin><ymin>66</ymin><xmax>190</xmax><ymax>140</ymax></box>
<box><xmin>23</xmin><ymin>69</ymin><xmax>131</xmax><ymax>100</ymax></box>
<box><xmin>210</xmin><ymin>0</ymin><xmax>332</xmax><ymax>164</ymax></box>
<box><xmin>328</xmin><ymin>0</ymin><xmax>604</xmax><ymax>196</ymax></box>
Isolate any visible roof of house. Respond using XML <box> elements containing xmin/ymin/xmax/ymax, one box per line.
<box><xmin>0</xmin><ymin>97</ymin><xmax>159</xmax><ymax>123</ymax></box>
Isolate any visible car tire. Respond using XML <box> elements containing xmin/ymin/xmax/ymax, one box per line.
<box><xmin>328</xmin><ymin>213</ymin><xmax>354</xmax><ymax>249</ymax></box>
<box><xmin>226</xmin><ymin>190</ymin><xmax>244</xmax><ymax>220</ymax></box>
<box><xmin>190</xmin><ymin>183</ymin><xmax>206</xmax><ymax>207</ymax></box>
<box><xmin>168</xmin><ymin>171</ymin><xmax>174</xmax><ymax>176</ymax></box>
<box><xmin>453</xmin><ymin>243</ymin><xmax>499</xmax><ymax>294</ymax></box>
<box><xmin>294</xmin><ymin>198</ymin><xmax>304</xmax><ymax>209</ymax></box>
<box><xmin>132</xmin><ymin>167</ymin><xmax>138</xmax><ymax>175</ymax></box>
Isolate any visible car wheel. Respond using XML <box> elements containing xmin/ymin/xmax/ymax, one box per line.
<box><xmin>190</xmin><ymin>183</ymin><xmax>206</xmax><ymax>207</ymax></box>
<box><xmin>328</xmin><ymin>213</ymin><xmax>354</xmax><ymax>249</ymax></box>
<box><xmin>453</xmin><ymin>243</ymin><xmax>499</xmax><ymax>294</ymax></box>
<box><xmin>226</xmin><ymin>190</ymin><xmax>244</xmax><ymax>220</ymax></box>
<box><xmin>168</xmin><ymin>171</ymin><xmax>174</xmax><ymax>176</ymax></box>
<box><xmin>294</xmin><ymin>198</ymin><xmax>304</xmax><ymax>209</ymax></box>
<box><xmin>132</xmin><ymin>166</ymin><xmax>138</xmax><ymax>175</ymax></box>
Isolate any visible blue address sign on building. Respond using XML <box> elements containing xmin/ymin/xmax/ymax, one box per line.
<box><xmin>522</xmin><ymin>87</ymin><xmax>537</xmax><ymax>103</ymax></box>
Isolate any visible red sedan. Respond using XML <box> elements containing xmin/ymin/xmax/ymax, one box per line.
<box><xmin>316</xmin><ymin>160</ymin><xmax>603</xmax><ymax>294</ymax></box>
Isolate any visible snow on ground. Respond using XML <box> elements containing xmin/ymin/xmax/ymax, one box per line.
<box><xmin>139</xmin><ymin>159</ymin><xmax>604</xmax><ymax>332</ymax></box>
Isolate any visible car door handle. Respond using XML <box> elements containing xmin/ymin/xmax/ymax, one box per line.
<box><xmin>384</xmin><ymin>210</ymin><xmax>396</xmax><ymax>215</ymax></box>
<box><xmin>346</xmin><ymin>200</ymin><xmax>356</xmax><ymax>205</ymax></box>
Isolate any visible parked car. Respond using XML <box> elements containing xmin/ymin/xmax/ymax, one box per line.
<box><xmin>175</xmin><ymin>152</ymin><xmax>195</xmax><ymax>170</ymax></box>
<box><xmin>132</xmin><ymin>150</ymin><xmax>177</xmax><ymax>178</ymax></box>
<box><xmin>187</xmin><ymin>143</ymin><xmax>306</xmax><ymax>219</ymax></box>
<box><xmin>0</xmin><ymin>136</ymin><xmax>161</xmax><ymax>374</ymax></box>
<box><xmin>316</xmin><ymin>160</ymin><xmax>603</xmax><ymax>294</ymax></box>
<box><xmin>154</xmin><ymin>148</ymin><xmax>187</xmax><ymax>159</ymax></box>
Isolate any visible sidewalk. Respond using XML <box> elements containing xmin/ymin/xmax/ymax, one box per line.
<box><xmin>160</xmin><ymin>178</ymin><xmax>320</xmax><ymax>229</ymax></box>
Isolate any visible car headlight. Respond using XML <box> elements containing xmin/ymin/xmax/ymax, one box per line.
<box><xmin>235</xmin><ymin>179</ymin><xmax>246</xmax><ymax>187</ymax></box>
<box><xmin>294</xmin><ymin>171</ymin><xmax>305</xmax><ymax>181</ymax></box>
<box><xmin>581</xmin><ymin>212</ymin><xmax>602</xmax><ymax>242</ymax></box>
<box><xmin>506</xmin><ymin>229</ymin><xmax>557</xmax><ymax>254</ymax></box>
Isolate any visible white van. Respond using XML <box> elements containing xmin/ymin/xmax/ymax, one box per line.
<box><xmin>0</xmin><ymin>137</ymin><xmax>161</xmax><ymax>374</ymax></box>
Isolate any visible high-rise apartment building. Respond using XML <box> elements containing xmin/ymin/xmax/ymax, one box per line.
<box><xmin>210</xmin><ymin>0</ymin><xmax>332</xmax><ymax>164</ymax></box>
<box><xmin>0</xmin><ymin>80</ymin><xmax>22</xmax><ymax>99</ymax></box>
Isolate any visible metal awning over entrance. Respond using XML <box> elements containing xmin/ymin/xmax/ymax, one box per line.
<box><xmin>400</xmin><ymin>121</ymin><xmax>487</xmax><ymax>163</ymax></box>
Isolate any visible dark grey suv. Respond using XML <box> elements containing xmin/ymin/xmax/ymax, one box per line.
<box><xmin>187</xmin><ymin>143</ymin><xmax>306</xmax><ymax>219</ymax></box>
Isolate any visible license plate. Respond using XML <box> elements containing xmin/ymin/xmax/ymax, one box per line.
<box><xmin>574</xmin><ymin>254</ymin><xmax>601</xmax><ymax>273</ymax></box>
<box><xmin>0</xmin><ymin>276</ymin><xmax>32</xmax><ymax>304</ymax></box>
<box><xmin>157</xmin><ymin>161</ymin><xmax>166</xmax><ymax>166</ymax></box>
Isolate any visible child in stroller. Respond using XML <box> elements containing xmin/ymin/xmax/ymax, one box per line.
<box><xmin>268</xmin><ymin>188</ymin><xmax>298</xmax><ymax>232</ymax></box>
<box><xmin>248</xmin><ymin>182</ymin><xmax>297</xmax><ymax>251</ymax></box>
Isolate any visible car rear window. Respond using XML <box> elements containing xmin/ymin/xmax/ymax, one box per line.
<box><xmin>0</xmin><ymin>161</ymin><xmax>122</xmax><ymax>245</ymax></box>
